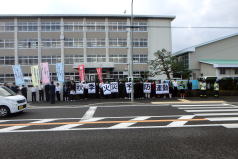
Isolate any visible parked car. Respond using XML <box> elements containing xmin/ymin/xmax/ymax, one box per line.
<box><xmin>0</xmin><ymin>86</ymin><xmax>27</xmax><ymax>117</ymax></box>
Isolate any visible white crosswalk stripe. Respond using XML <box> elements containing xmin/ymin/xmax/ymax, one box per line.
<box><xmin>0</xmin><ymin>119</ymin><xmax>56</xmax><ymax>132</ymax></box>
<box><xmin>167</xmin><ymin>115</ymin><xmax>195</xmax><ymax>127</ymax></box>
<box><xmin>110</xmin><ymin>116</ymin><xmax>150</xmax><ymax>129</ymax></box>
<box><xmin>172</xmin><ymin>103</ymin><xmax>238</xmax><ymax>129</ymax></box>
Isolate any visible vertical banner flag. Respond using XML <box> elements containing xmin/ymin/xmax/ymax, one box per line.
<box><xmin>96</xmin><ymin>68</ymin><xmax>103</xmax><ymax>83</ymax></box>
<box><xmin>102</xmin><ymin>84</ymin><xmax>111</xmax><ymax>95</ymax></box>
<box><xmin>41</xmin><ymin>62</ymin><xmax>50</xmax><ymax>84</ymax></box>
<box><xmin>31</xmin><ymin>65</ymin><xmax>40</xmax><ymax>87</ymax></box>
<box><xmin>110</xmin><ymin>82</ymin><xmax>118</xmax><ymax>93</ymax></box>
<box><xmin>78</xmin><ymin>64</ymin><xmax>85</xmax><ymax>82</ymax></box>
<box><xmin>156</xmin><ymin>83</ymin><xmax>169</xmax><ymax>94</ymax></box>
<box><xmin>12</xmin><ymin>65</ymin><xmax>25</xmax><ymax>86</ymax></box>
<box><xmin>143</xmin><ymin>82</ymin><xmax>151</xmax><ymax>94</ymax></box>
<box><xmin>75</xmin><ymin>83</ymin><xmax>84</xmax><ymax>94</ymax></box>
<box><xmin>12</xmin><ymin>65</ymin><xmax>24</xmax><ymax>86</ymax></box>
<box><xmin>88</xmin><ymin>83</ymin><xmax>96</xmax><ymax>94</ymax></box>
<box><xmin>125</xmin><ymin>82</ymin><xmax>132</xmax><ymax>94</ymax></box>
<box><xmin>56</xmin><ymin>63</ymin><xmax>64</xmax><ymax>82</ymax></box>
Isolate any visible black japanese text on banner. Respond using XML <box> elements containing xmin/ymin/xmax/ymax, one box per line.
<box><xmin>76</xmin><ymin>83</ymin><xmax>84</xmax><ymax>94</ymax></box>
<box><xmin>156</xmin><ymin>83</ymin><xmax>169</xmax><ymax>94</ymax></box>
<box><xmin>88</xmin><ymin>83</ymin><xmax>96</xmax><ymax>94</ymax></box>
<box><xmin>110</xmin><ymin>82</ymin><xmax>118</xmax><ymax>93</ymax></box>
<box><xmin>125</xmin><ymin>82</ymin><xmax>132</xmax><ymax>94</ymax></box>
<box><xmin>143</xmin><ymin>82</ymin><xmax>151</xmax><ymax>94</ymax></box>
<box><xmin>102</xmin><ymin>84</ymin><xmax>111</xmax><ymax>95</ymax></box>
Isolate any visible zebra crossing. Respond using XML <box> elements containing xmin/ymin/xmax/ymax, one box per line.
<box><xmin>172</xmin><ymin>103</ymin><xmax>238</xmax><ymax>128</ymax></box>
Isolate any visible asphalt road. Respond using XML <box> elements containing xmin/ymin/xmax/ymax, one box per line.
<box><xmin>1</xmin><ymin>103</ymin><xmax>238</xmax><ymax>159</ymax></box>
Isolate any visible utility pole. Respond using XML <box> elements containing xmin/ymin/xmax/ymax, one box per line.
<box><xmin>130</xmin><ymin>0</ymin><xmax>134</xmax><ymax>102</ymax></box>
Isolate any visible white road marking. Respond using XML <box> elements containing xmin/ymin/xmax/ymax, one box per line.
<box><xmin>50</xmin><ymin>117</ymin><xmax>104</xmax><ymax>130</ymax></box>
<box><xmin>222</xmin><ymin>124</ymin><xmax>238</xmax><ymax>128</ymax></box>
<box><xmin>0</xmin><ymin>120</ymin><xmax>8</xmax><ymax>123</ymax></box>
<box><xmin>81</xmin><ymin>106</ymin><xmax>97</xmax><ymax>121</ymax></box>
<box><xmin>0</xmin><ymin>119</ymin><xmax>56</xmax><ymax>132</ymax></box>
<box><xmin>167</xmin><ymin>115</ymin><xmax>195</xmax><ymax>127</ymax></box>
<box><xmin>185</xmin><ymin>109</ymin><xmax>238</xmax><ymax>112</ymax></box>
<box><xmin>0</xmin><ymin>124</ymin><xmax>223</xmax><ymax>133</ymax></box>
<box><xmin>195</xmin><ymin>113</ymin><xmax>238</xmax><ymax>116</ymax></box>
<box><xmin>178</xmin><ymin>107</ymin><xmax>235</xmax><ymax>109</ymax></box>
<box><xmin>110</xmin><ymin>116</ymin><xmax>150</xmax><ymax>129</ymax></box>
<box><xmin>172</xmin><ymin>104</ymin><xmax>229</xmax><ymax>107</ymax></box>
<box><xmin>207</xmin><ymin>117</ymin><xmax>238</xmax><ymax>121</ymax></box>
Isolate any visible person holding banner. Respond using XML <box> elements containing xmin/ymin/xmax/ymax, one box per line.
<box><xmin>31</xmin><ymin>86</ymin><xmax>37</xmax><ymax>102</ymax></box>
<box><xmin>39</xmin><ymin>82</ymin><xmax>44</xmax><ymax>101</ymax></box>
<box><xmin>179</xmin><ymin>81</ymin><xmax>186</xmax><ymax>99</ymax></box>
<box><xmin>21</xmin><ymin>85</ymin><xmax>28</xmax><ymax>101</ymax></box>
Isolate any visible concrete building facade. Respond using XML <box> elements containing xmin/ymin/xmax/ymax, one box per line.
<box><xmin>174</xmin><ymin>33</ymin><xmax>238</xmax><ymax>80</ymax></box>
<box><xmin>0</xmin><ymin>14</ymin><xmax>174</xmax><ymax>83</ymax></box>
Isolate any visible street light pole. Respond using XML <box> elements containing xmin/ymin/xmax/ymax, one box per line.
<box><xmin>130</xmin><ymin>0</ymin><xmax>134</xmax><ymax>102</ymax></box>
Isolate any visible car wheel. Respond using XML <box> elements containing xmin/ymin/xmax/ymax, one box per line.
<box><xmin>0</xmin><ymin>106</ymin><xmax>10</xmax><ymax>117</ymax></box>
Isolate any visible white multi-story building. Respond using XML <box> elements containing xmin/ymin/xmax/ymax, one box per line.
<box><xmin>0</xmin><ymin>14</ymin><xmax>175</xmax><ymax>83</ymax></box>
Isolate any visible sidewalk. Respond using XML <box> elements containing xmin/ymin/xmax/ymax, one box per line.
<box><xmin>28</xmin><ymin>96</ymin><xmax>238</xmax><ymax>107</ymax></box>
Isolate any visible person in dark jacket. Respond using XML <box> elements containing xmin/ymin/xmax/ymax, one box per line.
<box><xmin>49</xmin><ymin>81</ymin><xmax>56</xmax><ymax>104</ymax></box>
<box><xmin>11</xmin><ymin>83</ymin><xmax>19</xmax><ymax>94</ymax></box>
<box><xmin>21</xmin><ymin>85</ymin><xmax>28</xmax><ymax>100</ymax></box>
<box><xmin>45</xmin><ymin>83</ymin><xmax>50</xmax><ymax>102</ymax></box>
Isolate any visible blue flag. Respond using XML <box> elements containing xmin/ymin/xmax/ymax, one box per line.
<box><xmin>12</xmin><ymin>65</ymin><xmax>25</xmax><ymax>86</ymax></box>
<box><xmin>56</xmin><ymin>63</ymin><xmax>64</xmax><ymax>82</ymax></box>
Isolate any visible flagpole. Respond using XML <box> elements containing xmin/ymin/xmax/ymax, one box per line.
<box><xmin>130</xmin><ymin>0</ymin><xmax>134</xmax><ymax>102</ymax></box>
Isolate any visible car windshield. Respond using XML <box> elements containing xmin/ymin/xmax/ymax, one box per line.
<box><xmin>0</xmin><ymin>86</ymin><xmax>16</xmax><ymax>97</ymax></box>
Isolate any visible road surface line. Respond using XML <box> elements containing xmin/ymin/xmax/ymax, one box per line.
<box><xmin>222</xmin><ymin>124</ymin><xmax>238</xmax><ymax>128</ymax></box>
<box><xmin>0</xmin><ymin>124</ymin><xmax>223</xmax><ymax>133</ymax></box>
<box><xmin>110</xmin><ymin>116</ymin><xmax>150</xmax><ymax>129</ymax></box>
<box><xmin>0</xmin><ymin>118</ymin><xmax>208</xmax><ymax>127</ymax></box>
<box><xmin>207</xmin><ymin>117</ymin><xmax>238</xmax><ymax>121</ymax></box>
<box><xmin>81</xmin><ymin>106</ymin><xmax>97</xmax><ymax>121</ymax></box>
<box><xmin>178</xmin><ymin>107</ymin><xmax>235</xmax><ymax>109</ymax></box>
<box><xmin>0</xmin><ymin>119</ymin><xmax>56</xmax><ymax>132</ymax></box>
<box><xmin>167</xmin><ymin>115</ymin><xmax>195</xmax><ymax>127</ymax></box>
<box><xmin>172</xmin><ymin>104</ymin><xmax>229</xmax><ymax>107</ymax></box>
<box><xmin>195</xmin><ymin>113</ymin><xmax>238</xmax><ymax>116</ymax></box>
<box><xmin>51</xmin><ymin>117</ymin><xmax>104</xmax><ymax>130</ymax></box>
<box><xmin>186</xmin><ymin>109</ymin><xmax>238</xmax><ymax>112</ymax></box>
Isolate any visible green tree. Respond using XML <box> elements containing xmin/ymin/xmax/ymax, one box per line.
<box><xmin>149</xmin><ymin>49</ymin><xmax>191</xmax><ymax>80</ymax></box>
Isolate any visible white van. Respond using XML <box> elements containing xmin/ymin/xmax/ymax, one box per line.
<box><xmin>0</xmin><ymin>86</ymin><xmax>27</xmax><ymax>117</ymax></box>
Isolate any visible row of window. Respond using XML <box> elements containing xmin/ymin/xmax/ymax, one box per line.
<box><xmin>0</xmin><ymin>38</ymin><xmax>148</xmax><ymax>48</ymax></box>
<box><xmin>0</xmin><ymin>21</ymin><xmax>147</xmax><ymax>32</ymax></box>
<box><xmin>0</xmin><ymin>54</ymin><xmax>148</xmax><ymax>65</ymax></box>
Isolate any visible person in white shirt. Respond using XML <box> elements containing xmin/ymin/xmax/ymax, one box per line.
<box><xmin>31</xmin><ymin>86</ymin><xmax>37</xmax><ymax>102</ymax></box>
<box><xmin>173</xmin><ymin>79</ymin><xmax>178</xmax><ymax>97</ymax></box>
<box><xmin>39</xmin><ymin>82</ymin><xmax>44</xmax><ymax>101</ymax></box>
<box><xmin>56</xmin><ymin>83</ymin><xmax>61</xmax><ymax>101</ymax></box>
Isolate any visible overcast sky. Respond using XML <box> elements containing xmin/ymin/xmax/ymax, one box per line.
<box><xmin>0</xmin><ymin>0</ymin><xmax>238</xmax><ymax>52</ymax></box>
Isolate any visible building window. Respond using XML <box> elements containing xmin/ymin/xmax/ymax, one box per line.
<box><xmin>18</xmin><ymin>22</ymin><xmax>38</xmax><ymax>32</ymax></box>
<box><xmin>87</xmin><ymin>55</ymin><xmax>106</xmax><ymax>62</ymax></box>
<box><xmin>42</xmin><ymin>39</ymin><xmax>61</xmax><ymax>48</ymax></box>
<box><xmin>86</xmin><ymin>22</ymin><xmax>105</xmax><ymax>32</ymax></box>
<box><xmin>133</xmin><ymin>22</ymin><xmax>148</xmax><ymax>32</ymax></box>
<box><xmin>64</xmin><ymin>22</ymin><xmax>84</xmax><ymax>32</ymax></box>
<box><xmin>18</xmin><ymin>39</ymin><xmax>38</xmax><ymax>48</ymax></box>
<box><xmin>41</xmin><ymin>22</ymin><xmax>60</xmax><ymax>32</ymax></box>
<box><xmin>220</xmin><ymin>68</ymin><xmax>226</xmax><ymax>75</ymax></box>
<box><xmin>18</xmin><ymin>56</ymin><xmax>38</xmax><ymax>65</ymax></box>
<box><xmin>87</xmin><ymin>39</ymin><xmax>105</xmax><ymax>48</ymax></box>
<box><xmin>42</xmin><ymin>56</ymin><xmax>61</xmax><ymax>64</ymax></box>
<box><xmin>0</xmin><ymin>40</ymin><xmax>14</xmax><ymax>49</ymax></box>
<box><xmin>109</xmin><ymin>38</ymin><xmax>127</xmax><ymax>47</ymax></box>
<box><xmin>0</xmin><ymin>22</ymin><xmax>14</xmax><ymax>32</ymax></box>
<box><xmin>133</xmin><ymin>39</ymin><xmax>147</xmax><ymax>47</ymax></box>
<box><xmin>0</xmin><ymin>56</ymin><xmax>15</xmax><ymax>65</ymax></box>
<box><xmin>108</xmin><ymin>22</ymin><xmax>127</xmax><ymax>32</ymax></box>
<box><xmin>109</xmin><ymin>54</ymin><xmax>127</xmax><ymax>63</ymax></box>
<box><xmin>133</xmin><ymin>54</ymin><xmax>148</xmax><ymax>64</ymax></box>
<box><xmin>235</xmin><ymin>68</ymin><xmax>238</xmax><ymax>74</ymax></box>
<box><xmin>65</xmin><ymin>55</ymin><xmax>84</xmax><ymax>64</ymax></box>
<box><xmin>64</xmin><ymin>38</ymin><xmax>83</xmax><ymax>48</ymax></box>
